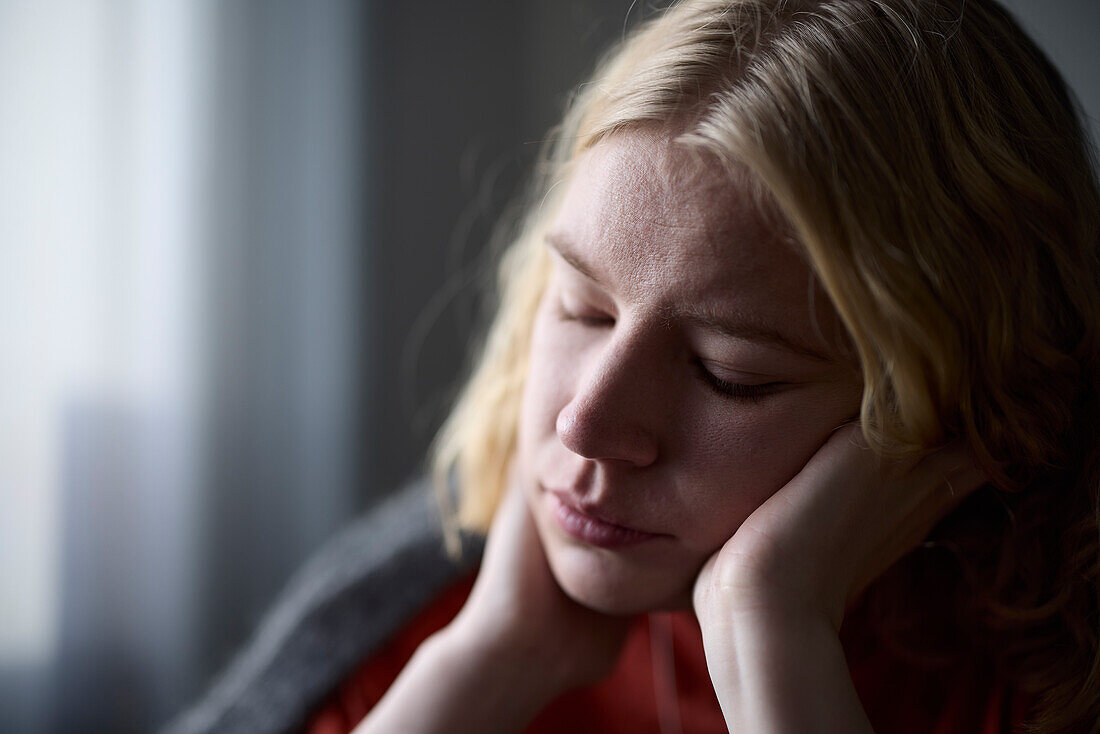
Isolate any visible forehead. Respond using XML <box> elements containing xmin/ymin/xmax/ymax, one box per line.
<box><xmin>548</xmin><ymin>129</ymin><xmax>836</xmax><ymax>341</ymax></box>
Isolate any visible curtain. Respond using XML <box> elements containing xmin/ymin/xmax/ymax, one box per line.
<box><xmin>0</xmin><ymin>2</ymin><xmax>365</xmax><ymax>732</ymax></box>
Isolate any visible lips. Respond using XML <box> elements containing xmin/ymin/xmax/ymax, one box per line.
<box><xmin>547</xmin><ymin>490</ymin><xmax>663</xmax><ymax>549</ymax></box>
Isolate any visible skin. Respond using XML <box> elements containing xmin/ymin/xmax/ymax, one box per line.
<box><xmin>358</xmin><ymin>129</ymin><xmax>987</xmax><ymax>733</ymax></box>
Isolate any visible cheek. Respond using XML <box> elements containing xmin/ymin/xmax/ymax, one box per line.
<box><xmin>517</xmin><ymin>296</ymin><xmax>584</xmax><ymax>450</ymax></box>
<box><xmin>670</xmin><ymin>387</ymin><xmax>861</xmax><ymax>550</ymax></box>
<box><xmin>666</xmin><ymin>413</ymin><xmax>785</xmax><ymax>551</ymax></box>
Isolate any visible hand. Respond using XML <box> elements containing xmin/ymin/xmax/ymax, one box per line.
<box><xmin>693</xmin><ymin>422</ymin><xmax>990</xmax><ymax>631</ymax></box>
<box><xmin>450</xmin><ymin>468</ymin><xmax>632</xmax><ymax>693</ymax></box>
<box><xmin>358</xmin><ymin>474</ymin><xmax>631</xmax><ymax>734</ymax></box>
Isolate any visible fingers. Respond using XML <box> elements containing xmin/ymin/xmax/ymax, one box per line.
<box><xmin>481</xmin><ymin>466</ymin><xmax>539</xmax><ymax>566</ymax></box>
<box><xmin>829</xmin><ymin>419</ymin><xmax>990</xmax><ymax>496</ymax></box>
<box><xmin>914</xmin><ymin>440</ymin><xmax>990</xmax><ymax>499</ymax></box>
<box><xmin>811</xmin><ymin>424</ymin><xmax>991</xmax><ymax>558</ymax></box>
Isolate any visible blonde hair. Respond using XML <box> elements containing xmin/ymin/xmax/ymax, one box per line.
<box><xmin>431</xmin><ymin>1</ymin><xmax>1100</xmax><ymax>730</ymax></box>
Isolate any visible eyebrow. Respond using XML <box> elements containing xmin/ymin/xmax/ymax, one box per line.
<box><xmin>545</xmin><ymin>232</ymin><xmax>833</xmax><ymax>363</ymax></box>
<box><xmin>677</xmin><ymin>307</ymin><xmax>832</xmax><ymax>363</ymax></box>
<box><xmin>547</xmin><ymin>233</ymin><xmax>605</xmax><ymax>285</ymax></box>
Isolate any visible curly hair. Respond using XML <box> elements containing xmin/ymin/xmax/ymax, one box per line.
<box><xmin>432</xmin><ymin>2</ymin><xmax>1100</xmax><ymax>729</ymax></box>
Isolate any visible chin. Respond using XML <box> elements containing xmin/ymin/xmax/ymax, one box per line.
<box><xmin>545</xmin><ymin>540</ymin><xmax>696</xmax><ymax>615</ymax></box>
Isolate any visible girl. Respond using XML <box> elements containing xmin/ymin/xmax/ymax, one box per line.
<box><xmin>336</xmin><ymin>0</ymin><xmax>1100</xmax><ymax>731</ymax></box>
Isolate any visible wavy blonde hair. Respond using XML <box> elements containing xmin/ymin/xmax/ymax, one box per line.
<box><xmin>431</xmin><ymin>1</ymin><xmax>1100</xmax><ymax>729</ymax></box>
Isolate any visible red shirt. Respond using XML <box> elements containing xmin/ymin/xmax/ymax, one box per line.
<box><xmin>304</xmin><ymin>574</ymin><xmax>1030</xmax><ymax>733</ymax></box>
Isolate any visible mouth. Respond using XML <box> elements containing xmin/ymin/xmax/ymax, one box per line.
<box><xmin>546</xmin><ymin>490</ymin><xmax>664</xmax><ymax>549</ymax></box>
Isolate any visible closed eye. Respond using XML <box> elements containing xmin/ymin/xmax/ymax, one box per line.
<box><xmin>556</xmin><ymin>294</ymin><xmax>782</xmax><ymax>403</ymax></box>
<box><xmin>694</xmin><ymin>360</ymin><xmax>782</xmax><ymax>402</ymax></box>
<box><xmin>557</xmin><ymin>300</ymin><xmax>615</xmax><ymax>328</ymax></box>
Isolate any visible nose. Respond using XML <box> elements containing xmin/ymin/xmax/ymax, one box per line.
<box><xmin>555</xmin><ymin>333</ymin><xmax>661</xmax><ymax>467</ymax></box>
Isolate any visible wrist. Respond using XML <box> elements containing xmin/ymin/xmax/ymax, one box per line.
<box><xmin>360</xmin><ymin>619</ymin><xmax>565</xmax><ymax>734</ymax></box>
<box><xmin>439</xmin><ymin>614</ymin><xmax>577</xmax><ymax>703</ymax></box>
<box><xmin>696</xmin><ymin>605</ymin><xmax>872</xmax><ymax>734</ymax></box>
<box><xmin>698</xmin><ymin>598</ymin><xmax>834</xmax><ymax>654</ymax></box>
<box><xmin>694</xmin><ymin>560</ymin><xmax>846</xmax><ymax>635</ymax></box>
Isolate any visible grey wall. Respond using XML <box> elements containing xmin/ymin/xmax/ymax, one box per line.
<box><xmin>1002</xmin><ymin>0</ymin><xmax>1100</xmax><ymax>145</ymax></box>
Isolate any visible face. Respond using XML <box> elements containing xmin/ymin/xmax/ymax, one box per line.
<box><xmin>515</xmin><ymin>129</ymin><xmax>863</xmax><ymax>615</ymax></box>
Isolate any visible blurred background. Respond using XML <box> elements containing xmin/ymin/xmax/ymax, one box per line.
<box><xmin>0</xmin><ymin>1</ymin><xmax>1096</xmax><ymax>732</ymax></box>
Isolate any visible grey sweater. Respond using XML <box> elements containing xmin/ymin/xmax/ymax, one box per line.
<box><xmin>160</xmin><ymin>478</ymin><xmax>484</xmax><ymax>734</ymax></box>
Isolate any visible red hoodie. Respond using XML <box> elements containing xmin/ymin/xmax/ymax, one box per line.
<box><xmin>305</xmin><ymin>574</ymin><xmax>1031</xmax><ymax>733</ymax></box>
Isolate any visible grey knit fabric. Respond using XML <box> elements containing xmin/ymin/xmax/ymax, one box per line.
<box><xmin>160</xmin><ymin>477</ymin><xmax>484</xmax><ymax>734</ymax></box>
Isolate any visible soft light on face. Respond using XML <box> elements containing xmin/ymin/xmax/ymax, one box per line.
<box><xmin>515</xmin><ymin>129</ymin><xmax>863</xmax><ymax>614</ymax></box>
